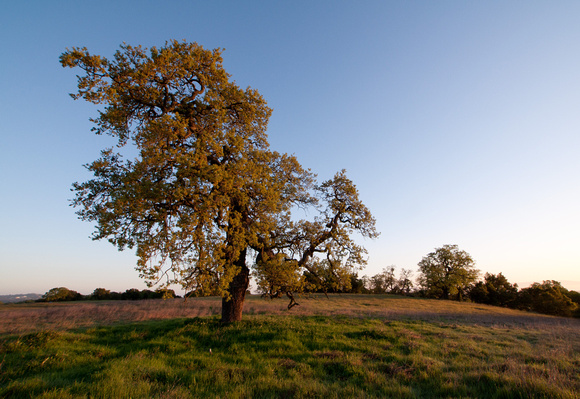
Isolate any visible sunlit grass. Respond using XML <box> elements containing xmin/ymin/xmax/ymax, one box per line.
<box><xmin>1</xmin><ymin>295</ymin><xmax>579</xmax><ymax>398</ymax></box>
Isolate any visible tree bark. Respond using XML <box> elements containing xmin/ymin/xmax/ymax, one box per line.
<box><xmin>221</xmin><ymin>248</ymin><xmax>249</xmax><ymax>323</ymax></box>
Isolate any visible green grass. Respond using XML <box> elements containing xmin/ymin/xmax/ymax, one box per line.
<box><xmin>1</xmin><ymin>296</ymin><xmax>579</xmax><ymax>398</ymax></box>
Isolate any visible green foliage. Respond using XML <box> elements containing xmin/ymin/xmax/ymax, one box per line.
<box><xmin>156</xmin><ymin>288</ymin><xmax>176</xmax><ymax>299</ymax></box>
<box><xmin>348</xmin><ymin>274</ymin><xmax>366</xmax><ymax>294</ymax></box>
<box><xmin>567</xmin><ymin>290</ymin><xmax>580</xmax><ymax>304</ymax></box>
<box><xmin>185</xmin><ymin>286</ymin><xmax>222</xmax><ymax>298</ymax></box>
<box><xmin>417</xmin><ymin>245</ymin><xmax>479</xmax><ymax>300</ymax></box>
<box><xmin>395</xmin><ymin>268</ymin><xmax>414</xmax><ymax>295</ymax></box>
<box><xmin>121</xmin><ymin>288</ymin><xmax>142</xmax><ymax>300</ymax></box>
<box><xmin>41</xmin><ymin>287</ymin><xmax>82</xmax><ymax>302</ymax></box>
<box><xmin>468</xmin><ymin>275</ymin><xmax>580</xmax><ymax>318</ymax></box>
<box><xmin>252</xmin><ymin>169</ymin><xmax>379</xmax><ymax>300</ymax></box>
<box><xmin>360</xmin><ymin>267</ymin><xmax>414</xmax><ymax>296</ymax></box>
<box><xmin>119</xmin><ymin>288</ymin><xmax>177</xmax><ymax>300</ymax></box>
<box><xmin>62</xmin><ymin>41</ymin><xmax>282</xmax><ymax>299</ymax></box>
<box><xmin>90</xmin><ymin>288</ymin><xmax>111</xmax><ymax>300</ymax></box>
<box><xmin>567</xmin><ymin>291</ymin><xmax>580</xmax><ymax>317</ymax></box>
<box><xmin>469</xmin><ymin>273</ymin><xmax>519</xmax><ymax>307</ymax></box>
<box><xmin>39</xmin><ymin>288</ymin><xmax>179</xmax><ymax>303</ymax></box>
<box><xmin>62</xmin><ymin>40</ymin><xmax>377</xmax><ymax>321</ymax></box>
<box><xmin>254</xmin><ymin>252</ymin><xmax>306</xmax><ymax>297</ymax></box>
<box><xmin>367</xmin><ymin>266</ymin><xmax>397</xmax><ymax>294</ymax></box>
<box><xmin>517</xmin><ymin>280</ymin><xmax>578</xmax><ymax>317</ymax></box>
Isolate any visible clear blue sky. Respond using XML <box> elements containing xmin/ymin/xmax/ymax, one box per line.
<box><xmin>1</xmin><ymin>1</ymin><xmax>579</xmax><ymax>295</ymax></box>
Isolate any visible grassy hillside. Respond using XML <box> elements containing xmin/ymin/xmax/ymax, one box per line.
<box><xmin>1</xmin><ymin>295</ymin><xmax>579</xmax><ymax>398</ymax></box>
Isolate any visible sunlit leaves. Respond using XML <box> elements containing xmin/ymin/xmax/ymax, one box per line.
<box><xmin>254</xmin><ymin>172</ymin><xmax>379</xmax><ymax>299</ymax></box>
<box><xmin>417</xmin><ymin>245</ymin><xmax>479</xmax><ymax>300</ymax></box>
<box><xmin>63</xmin><ymin>41</ymin><xmax>378</xmax><ymax>315</ymax></box>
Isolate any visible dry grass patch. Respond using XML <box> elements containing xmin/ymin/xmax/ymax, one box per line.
<box><xmin>1</xmin><ymin>294</ymin><xmax>577</xmax><ymax>336</ymax></box>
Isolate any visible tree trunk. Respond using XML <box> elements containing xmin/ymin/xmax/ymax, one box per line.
<box><xmin>221</xmin><ymin>248</ymin><xmax>249</xmax><ymax>323</ymax></box>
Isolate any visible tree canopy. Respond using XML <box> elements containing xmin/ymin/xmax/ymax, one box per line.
<box><xmin>517</xmin><ymin>280</ymin><xmax>578</xmax><ymax>317</ymax></box>
<box><xmin>417</xmin><ymin>245</ymin><xmax>479</xmax><ymax>300</ymax></box>
<box><xmin>61</xmin><ymin>40</ymin><xmax>378</xmax><ymax>322</ymax></box>
<box><xmin>42</xmin><ymin>287</ymin><xmax>82</xmax><ymax>302</ymax></box>
<box><xmin>468</xmin><ymin>272</ymin><xmax>518</xmax><ymax>307</ymax></box>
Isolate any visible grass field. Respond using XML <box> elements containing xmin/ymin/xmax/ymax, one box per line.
<box><xmin>1</xmin><ymin>295</ymin><xmax>579</xmax><ymax>398</ymax></box>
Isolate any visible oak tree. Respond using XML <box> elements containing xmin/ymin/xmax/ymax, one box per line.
<box><xmin>253</xmin><ymin>170</ymin><xmax>379</xmax><ymax>306</ymax></box>
<box><xmin>366</xmin><ymin>266</ymin><xmax>396</xmax><ymax>294</ymax></box>
<box><xmin>62</xmin><ymin>41</ymin><xmax>378</xmax><ymax>322</ymax></box>
<box><xmin>394</xmin><ymin>268</ymin><xmax>414</xmax><ymax>295</ymax></box>
<box><xmin>468</xmin><ymin>272</ymin><xmax>518</xmax><ymax>307</ymax></box>
<box><xmin>42</xmin><ymin>287</ymin><xmax>82</xmax><ymax>302</ymax></box>
<box><xmin>417</xmin><ymin>245</ymin><xmax>479</xmax><ymax>300</ymax></box>
<box><xmin>517</xmin><ymin>280</ymin><xmax>578</xmax><ymax>317</ymax></box>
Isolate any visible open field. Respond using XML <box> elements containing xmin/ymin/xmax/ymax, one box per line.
<box><xmin>1</xmin><ymin>295</ymin><xmax>579</xmax><ymax>398</ymax></box>
<box><xmin>0</xmin><ymin>294</ymin><xmax>571</xmax><ymax>335</ymax></box>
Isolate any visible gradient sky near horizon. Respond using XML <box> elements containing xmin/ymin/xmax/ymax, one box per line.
<box><xmin>1</xmin><ymin>1</ymin><xmax>579</xmax><ymax>295</ymax></box>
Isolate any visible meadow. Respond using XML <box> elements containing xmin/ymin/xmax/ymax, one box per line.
<box><xmin>1</xmin><ymin>295</ymin><xmax>579</xmax><ymax>398</ymax></box>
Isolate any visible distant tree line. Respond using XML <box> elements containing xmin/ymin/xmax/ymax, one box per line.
<box><xmin>344</xmin><ymin>267</ymin><xmax>415</xmax><ymax>296</ymax></box>
<box><xmin>469</xmin><ymin>276</ymin><xmax>579</xmax><ymax>317</ymax></box>
<box><xmin>333</xmin><ymin>245</ymin><xmax>580</xmax><ymax>318</ymax></box>
<box><xmin>36</xmin><ymin>245</ymin><xmax>579</xmax><ymax>318</ymax></box>
<box><xmin>38</xmin><ymin>287</ymin><xmax>179</xmax><ymax>302</ymax></box>
<box><xmin>366</xmin><ymin>245</ymin><xmax>578</xmax><ymax>318</ymax></box>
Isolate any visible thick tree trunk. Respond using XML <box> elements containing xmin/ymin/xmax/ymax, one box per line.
<box><xmin>221</xmin><ymin>248</ymin><xmax>249</xmax><ymax>323</ymax></box>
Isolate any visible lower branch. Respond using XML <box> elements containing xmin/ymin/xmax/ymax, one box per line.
<box><xmin>287</xmin><ymin>291</ymin><xmax>299</xmax><ymax>309</ymax></box>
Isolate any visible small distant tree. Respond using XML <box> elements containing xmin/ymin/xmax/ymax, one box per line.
<box><xmin>91</xmin><ymin>288</ymin><xmax>111</xmax><ymax>300</ymax></box>
<box><xmin>367</xmin><ymin>266</ymin><xmax>396</xmax><ymax>294</ymax></box>
<box><xmin>517</xmin><ymin>281</ymin><xmax>578</xmax><ymax>317</ymax></box>
<box><xmin>349</xmin><ymin>273</ymin><xmax>366</xmax><ymax>294</ymax></box>
<box><xmin>140</xmin><ymin>289</ymin><xmax>158</xmax><ymax>299</ymax></box>
<box><xmin>366</xmin><ymin>267</ymin><xmax>414</xmax><ymax>295</ymax></box>
<box><xmin>121</xmin><ymin>288</ymin><xmax>142</xmax><ymax>300</ymax></box>
<box><xmin>369</xmin><ymin>274</ymin><xmax>384</xmax><ymax>294</ymax></box>
<box><xmin>417</xmin><ymin>245</ymin><xmax>479</xmax><ymax>300</ymax></box>
<box><xmin>109</xmin><ymin>291</ymin><xmax>122</xmax><ymax>300</ymax></box>
<box><xmin>42</xmin><ymin>287</ymin><xmax>82</xmax><ymax>302</ymax></box>
<box><xmin>469</xmin><ymin>273</ymin><xmax>518</xmax><ymax>307</ymax></box>
<box><xmin>394</xmin><ymin>268</ymin><xmax>414</xmax><ymax>295</ymax></box>
<box><xmin>382</xmin><ymin>266</ymin><xmax>397</xmax><ymax>293</ymax></box>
